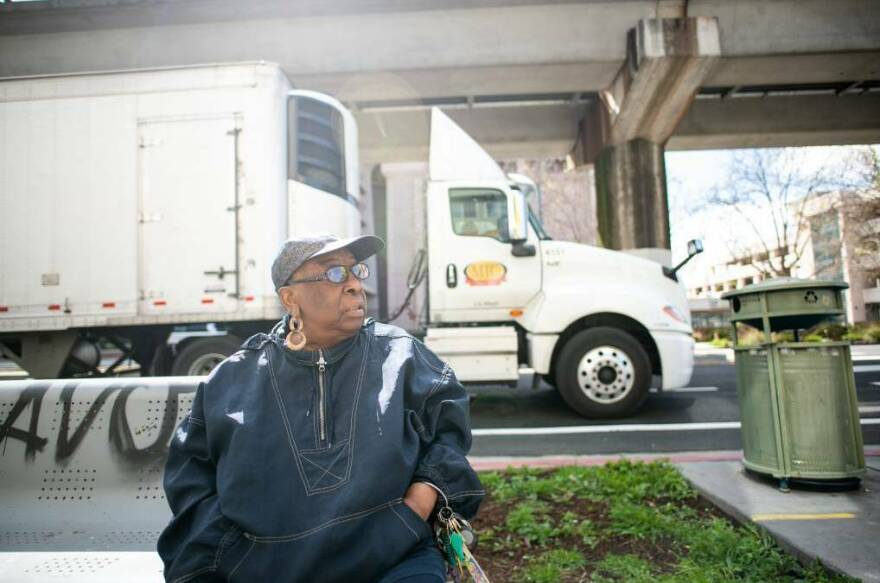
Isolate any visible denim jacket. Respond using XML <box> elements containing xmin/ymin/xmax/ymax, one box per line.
<box><xmin>157</xmin><ymin>319</ymin><xmax>484</xmax><ymax>583</ymax></box>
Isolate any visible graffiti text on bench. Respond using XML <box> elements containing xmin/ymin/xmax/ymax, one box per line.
<box><xmin>0</xmin><ymin>380</ymin><xmax>198</xmax><ymax>466</ymax></box>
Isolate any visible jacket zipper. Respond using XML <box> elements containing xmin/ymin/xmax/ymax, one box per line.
<box><xmin>317</xmin><ymin>350</ymin><xmax>327</xmax><ymax>444</ymax></box>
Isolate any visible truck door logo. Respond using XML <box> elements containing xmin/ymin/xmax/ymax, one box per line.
<box><xmin>464</xmin><ymin>261</ymin><xmax>507</xmax><ymax>286</ymax></box>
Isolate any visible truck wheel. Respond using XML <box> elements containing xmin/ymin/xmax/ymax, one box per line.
<box><xmin>149</xmin><ymin>343</ymin><xmax>173</xmax><ymax>376</ymax></box>
<box><xmin>170</xmin><ymin>336</ymin><xmax>241</xmax><ymax>377</ymax></box>
<box><xmin>556</xmin><ymin>327</ymin><xmax>651</xmax><ymax>418</ymax></box>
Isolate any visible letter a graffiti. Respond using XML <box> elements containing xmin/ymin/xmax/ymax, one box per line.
<box><xmin>0</xmin><ymin>385</ymin><xmax>51</xmax><ymax>461</ymax></box>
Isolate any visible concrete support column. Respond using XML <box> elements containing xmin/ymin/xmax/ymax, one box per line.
<box><xmin>581</xmin><ymin>16</ymin><xmax>720</xmax><ymax>264</ymax></box>
<box><xmin>595</xmin><ymin>138</ymin><xmax>669</xmax><ymax>256</ymax></box>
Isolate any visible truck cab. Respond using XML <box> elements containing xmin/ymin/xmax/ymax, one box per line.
<box><xmin>424</xmin><ymin>109</ymin><xmax>696</xmax><ymax>418</ymax></box>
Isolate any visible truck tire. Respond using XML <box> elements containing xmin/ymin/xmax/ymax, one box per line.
<box><xmin>556</xmin><ymin>327</ymin><xmax>651</xmax><ymax>418</ymax></box>
<box><xmin>149</xmin><ymin>343</ymin><xmax>173</xmax><ymax>376</ymax></box>
<box><xmin>170</xmin><ymin>336</ymin><xmax>241</xmax><ymax>377</ymax></box>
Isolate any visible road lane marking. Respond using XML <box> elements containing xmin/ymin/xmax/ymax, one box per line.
<box><xmin>472</xmin><ymin>418</ymin><xmax>880</xmax><ymax>437</ymax></box>
<box><xmin>752</xmin><ymin>513</ymin><xmax>855</xmax><ymax>522</ymax></box>
<box><xmin>854</xmin><ymin>365</ymin><xmax>880</xmax><ymax>373</ymax></box>
<box><xmin>871</xmin><ymin>382</ymin><xmax>880</xmax><ymax>387</ymax></box>
<box><xmin>650</xmin><ymin>386</ymin><xmax>719</xmax><ymax>393</ymax></box>
<box><xmin>858</xmin><ymin>405</ymin><xmax>880</xmax><ymax>414</ymax></box>
<box><xmin>665</xmin><ymin>386</ymin><xmax>719</xmax><ymax>393</ymax></box>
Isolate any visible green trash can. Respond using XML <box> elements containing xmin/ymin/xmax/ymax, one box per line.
<box><xmin>722</xmin><ymin>277</ymin><xmax>865</xmax><ymax>489</ymax></box>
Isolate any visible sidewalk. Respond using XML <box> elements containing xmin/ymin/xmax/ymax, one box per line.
<box><xmin>677</xmin><ymin>456</ymin><xmax>880</xmax><ymax>582</ymax></box>
<box><xmin>470</xmin><ymin>448</ymin><xmax>880</xmax><ymax>582</ymax></box>
<box><xmin>853</xmin><ymin>343</ymin><xmax>880</xmax><ymax>361</ymax></box>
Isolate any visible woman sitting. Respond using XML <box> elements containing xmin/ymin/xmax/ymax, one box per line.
<box><xmin>157</xmin><ymin>233</ymin><xmax>484</xmax><ymax>583</ymax></box>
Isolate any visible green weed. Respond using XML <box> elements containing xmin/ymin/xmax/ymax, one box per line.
<box><xmin>519</xmin><ymin>549</ymin><xmax>585</xmax><ymax>583</ymax></box>
<box><xmin>477</xmin><ymin>462</ymin><xmax>849</xmax><ymax>583</ymax></box>
<box><xmin>606</xmin><ymin>499</ymin><xmax>693</xmax><ymax>542</ymax></box>
<box><xmin>504</xmin><ymin>500</ymin><xmax>556</xmax><ymax>547</ymax></box>
<box><xmin>591</xmin><ymin>553</ymin><xmax>655</xmax><ymax>583</ymax></box>
<box><xmin>552</xmin><ymin>460</ymin><xmax>695</xmax><ymax>502</ymax></box>
<box><xmin>556</xmin><ymin>511</ymin><xmax>599</xmax><ymax>548</ymax></box>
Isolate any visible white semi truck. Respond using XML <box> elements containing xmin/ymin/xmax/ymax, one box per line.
<box><xmin>0</xmin><ymin>63</ymin><xmax>700</xmax><ymax>418</ymax></box>
<box><xmin>421</xmin><ymin>109</ymin><xmax>698</xmax><ymax>417</ymax></box>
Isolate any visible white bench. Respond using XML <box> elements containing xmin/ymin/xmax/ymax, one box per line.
<box><xmin>0</xmin><ymin>377</ymin><xmax>201</xmax><ymax>582</ymax></box>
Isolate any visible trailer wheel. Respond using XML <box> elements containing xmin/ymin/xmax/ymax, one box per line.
<box><xmin>556</xmin><ymin>327</ymin><xmax>651</xmax><ymax>418</ymax></box>
<box><xmin>170</xmin><ymin>336</ymin><xmax>241</xmax><ymax>377</ymax></box>
<box><xmin>149</xmin><ymin>343</ymin><xmax>173</xmax><ymax>376</ymax></box>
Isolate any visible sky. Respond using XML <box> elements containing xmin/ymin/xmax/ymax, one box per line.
<box><xmin>664</xmin><ymin>145</ymin><xmax>877</xmax><ymax>286</ymax></box>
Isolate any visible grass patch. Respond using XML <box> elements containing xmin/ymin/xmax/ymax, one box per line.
<box><xmin>471</xmin><ymin>461</ymin><xmax>856</xmax><ymax>582</ymax></box>
<box><xmin>521</xmin><ymin>549</ymin><xmax>586</xmax><ymax>583</ymax></box>
<box><xmin>592</xmin><ymin>553</ymin><xmax>655</xmax><ymax>582</ymax></box>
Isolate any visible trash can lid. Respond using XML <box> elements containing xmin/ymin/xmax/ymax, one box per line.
<box><xmin>721</xmin><ymin>277</ymin><xmax>848</xmax><ymax>300</ymax></box>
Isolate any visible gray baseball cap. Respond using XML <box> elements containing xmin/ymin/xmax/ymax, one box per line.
<box><xmin>271</xmin><ymin>233</ymin><xmax>385</xmax><ymax>291</ymax></box>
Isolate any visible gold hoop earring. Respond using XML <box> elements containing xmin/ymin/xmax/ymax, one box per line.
<box><xmin>286</xmin><ymin>316</ymin><xmax>307</xmax><ymax>350</ymax></box>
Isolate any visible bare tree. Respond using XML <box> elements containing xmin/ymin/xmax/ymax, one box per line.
<box><xmin>706</xmin><ymin>148</ymin><xmax>842</xmax><ymax>278</ymax></box>
<box><xmin>499</xmin><ymin>158</ymin><xmax>597</xmax><ymax>245</ymax></box>
<box><xmin>838</xmin><ymin>147</ymin><xmax>880</xmax><ymax>284</ymax></box>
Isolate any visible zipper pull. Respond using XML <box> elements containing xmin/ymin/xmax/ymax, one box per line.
<box><xmin>317</xmin><ymin>351</ymin><xmax>326</xmax><ymax>372</ymax></box>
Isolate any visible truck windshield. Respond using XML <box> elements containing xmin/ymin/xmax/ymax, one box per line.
<box><xmin>529</xmin><ymin>205</ymin><xmax>552</xmax><ymax>240</ymax></box>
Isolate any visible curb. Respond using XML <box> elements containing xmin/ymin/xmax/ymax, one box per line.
<box><xmin>673</xmin><ymin>452</ymin><xmax>879</xmax><ymax>581</ymax></box>
<box><xmin>672</xmin><ymin>466</ymin><xmax>872</xmax><ymax>580</ymax></box>
<box><xmin>468</xmin><ymin>447</ymin><xmax>880</xmax><ymax>471</ymax></box>
<box><xmin>469</xmin><ymin>449</ymin><xmax>744</xmax><ymax>471</ymax></box>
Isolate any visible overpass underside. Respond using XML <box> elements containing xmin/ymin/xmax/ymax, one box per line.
<box><xmin>2</xmin><ymin>0</ymin><xmax>879</xmax><ymax>259</ymax></box>
<box><xmin>353</xmin><ymin>82</ymin><xmax>880</xmax><ymax>162</ymax></box>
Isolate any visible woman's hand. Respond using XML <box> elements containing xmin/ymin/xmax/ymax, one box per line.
<box><xmin>403</xmin><ymin>482</ymin><xmax>438</xmax><ymax>521</ymax></box>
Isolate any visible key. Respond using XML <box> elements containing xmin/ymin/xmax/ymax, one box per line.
<box><xmin>433</xmin><ymin>506</ymin><xmax>490</xmax><ymax>583</ymax></box>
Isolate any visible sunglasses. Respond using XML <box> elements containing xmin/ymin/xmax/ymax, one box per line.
<box><xmin>286</xmin><ymin>263</ymin><xmax>370</xmax><ymax>286</ymax></box>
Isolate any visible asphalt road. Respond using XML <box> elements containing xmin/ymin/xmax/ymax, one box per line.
<box><xmin>468</xmin><ymin>348</ymin><xmax>880</xmax><ymax>457</ymax></box>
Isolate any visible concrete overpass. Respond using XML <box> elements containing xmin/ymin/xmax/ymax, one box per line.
<box><xmin>2</xmin><ymin>0</ymin><xmax>879</xmax><ymax>256</ymax></box>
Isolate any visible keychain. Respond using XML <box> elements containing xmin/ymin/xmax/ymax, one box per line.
<box><xmin>416</xmin><ymin>481</ymin><xmax>490</xmax><ymax>582</ymax></box>
<box><xmin>434</xmin><ymin>503</ymin><xmax>491</xmax><ymax>583</ymax></box>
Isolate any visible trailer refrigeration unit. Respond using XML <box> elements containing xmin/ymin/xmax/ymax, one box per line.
<box><xmin>0</xmin><ymin>63</ymin><xmax>363</xmax><ymax>377</ymax></box>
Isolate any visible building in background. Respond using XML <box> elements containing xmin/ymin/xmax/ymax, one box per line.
<box><xmin>685</xmin><ymin>190</ymin><xmax>880</xmax><ymax>328</ymax></box>
<box><xmin>798</xmin><ymin>191</ymin><xmax>880</xmax><ymax>323</ymax></box>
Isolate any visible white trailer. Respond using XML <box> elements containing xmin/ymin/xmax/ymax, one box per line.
<box><xmin>0</xmin><ymin>63</ymin><xmax>363</xmax><ymax>377</ymax></box>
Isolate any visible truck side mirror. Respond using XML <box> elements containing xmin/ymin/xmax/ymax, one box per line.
<box><xmin>507</xmin><ymin>188</ymin><xmax>529</xmax><ymax>243</ymax></box>
<box><xmin>663</xmin><ymin>238</ymin><xmax>705</xmax><ymax>282</ymax></box>
<box><xmin>687</xmin><ymin>239</ymin><xmax>704</xmax><ymax>256</ymax></box>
